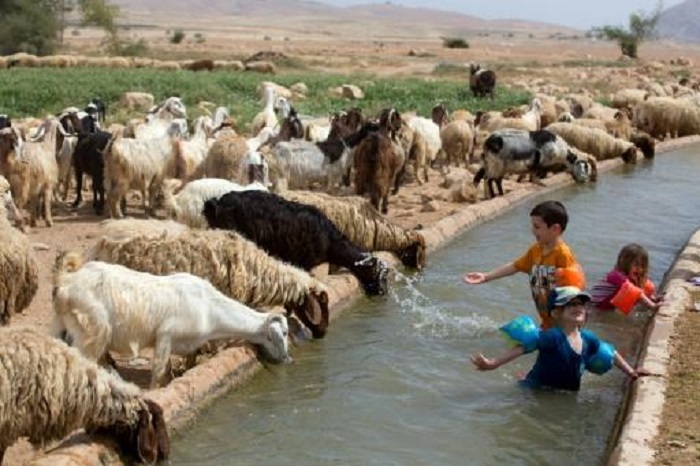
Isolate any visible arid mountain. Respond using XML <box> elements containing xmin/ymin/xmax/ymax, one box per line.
<box><xmin>110</xmin><ymin>0</ymin><xmax>573</xmax><ymax>33</ymax></box>
<box><xmin>658</xmin><ymin>0</ymin><xmax>700</xmax><ymax>42</ymax></box>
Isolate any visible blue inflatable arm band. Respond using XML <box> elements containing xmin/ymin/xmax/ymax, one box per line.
<box><xmin>499</xmin><ymin>315</ymin><xmax>540</xmax><ymax>353</ymax></box>
<box><xmin>585</xmin><ymin>340</ymin><xmax>616</xmax><ymax>375</ymax></box>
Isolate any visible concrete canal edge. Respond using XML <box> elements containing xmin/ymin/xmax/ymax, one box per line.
<box><xmin>31</xmin><ymin>136</ymin><xmax>700</xmax><ymax>465</ymax></box>
<box><xmin>607</xmin><ymin>234</ymin><xmax>700</xmax><ymax>465</ymax></box>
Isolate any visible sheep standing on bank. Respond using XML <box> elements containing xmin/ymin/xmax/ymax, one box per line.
<box><xmin>88</xmin><ymin>219</ymin><xmax>330</xmax><ymax>338</ymax></box>
<box><xmin>204</xmin><ymin>190</ymin><xmax>390</xmax><ymax>296</ymax></box>
<box><xmin>53</xmin><ymin>251</ymin><xmax>292</xmax><ymax>388</ymax></box>
<box><xmin>0</xmin><ymin>327</ymin><xmax>170</xmax><ymax>465</ymax></box>
<box><xmin>546</xmin><ymin>122</ymin><xmax>638</xmax><ymax>163</ymax></box>
<box><xmin>440</xmin><ymin>119</ymin><xmax>475</xmax><ymax>167</ymax></box>
<box><xmin>0</xmin><ymin>175</ymin><xmax>38</xmax><ymax>325</ymax></box>
<box><xmin>280</xmin><ymin>190</ymin><xmax>427</xmax><ymax>269</ymax></box>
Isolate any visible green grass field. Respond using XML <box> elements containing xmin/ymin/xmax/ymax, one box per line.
<box><xmin>0</xmin><ymin>67</ymin><xmax>532</xmax><ymax>131</ymax></box>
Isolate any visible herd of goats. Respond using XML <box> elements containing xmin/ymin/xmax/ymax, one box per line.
<box><xmin>0</xmin><ymin>64</ymin><xmax>683</xmax><ymax>463</ymax></box>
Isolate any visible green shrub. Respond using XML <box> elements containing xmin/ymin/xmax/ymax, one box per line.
<box><xmin>170</xmin><ymin>29</ymin><xmax>185</xmax><ymax>44</ymax></box>
<box><xmin>441</xmin><ymin>37</ymin><xmax>470</xmax><ymax>49</ymax></box>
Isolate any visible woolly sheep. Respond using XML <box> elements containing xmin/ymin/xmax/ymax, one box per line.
<box><xmin>633</xmin><ymin>97</ymin><xmax>700</xmax><ymax>139</ymax></box>
<box><xmin>545</xmin><ymin>122</ymin><xmax>638</xmax><ymax>163</ymax></box>
<box><xmin>440</xmin><ymin>119</ymin><xmax>475</xmax><ymax>167</ymax></box>
<box><xmin>0</xmin><ymin>327</ymin><xmax>170</xmax><ymax>465</ymax></box>
<box><xmin>53</xmin><ymin>251</ymin><xmax>292</xmax><ymax>388</ymax></box>
<box><xmin>0</xmin><ymin>175</ymin><xmax>38</xmax><ymax>325</ymax></box>
<box><xmin>88</xmin><ymin>219</ymin><xmax>330</xmax><ymax>338</ymax></box>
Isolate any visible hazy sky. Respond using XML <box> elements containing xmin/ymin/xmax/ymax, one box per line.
<box><xmin>319</xmin><ymin>0</ymin><xmax>684</xmax><ymax>29</ymax></box>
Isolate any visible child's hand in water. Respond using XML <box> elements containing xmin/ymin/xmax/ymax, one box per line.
<box><xmin>471</xmin><ymin>353</ymin><xmax>497</xmax><ymax>370</ymax></box>
<box><xmin>463</xmin><ymin>272</ymin><xmax>487</xmax><ymax>284</ymax></box>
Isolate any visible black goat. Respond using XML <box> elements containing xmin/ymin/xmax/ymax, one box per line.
<box><xmin>0</xmin><ymin>115</ymin><xmax>10</xmax><ymax>130</ymax></box>
<box><xmin>72</xmin><ymin>129</ymin><xmax>110</xmax><ymax>215</ymax></box>
<box><xmin>203</xmin><ymin>191</ymin><xmax>390</xmax><ymax>296</ymax></box>
<box><xmin>469</xmin><ymin>63</ymin><xmax>496</xmax><ymax>99</ymax></box>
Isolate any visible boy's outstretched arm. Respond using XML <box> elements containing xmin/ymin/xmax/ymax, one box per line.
<box><xmin>471</xmin><ymin>346</ymin><xmax>525</xmax><ymax>371</ymax></box>
<box><xmin>463</xmin><ymin>263</ymin><xmax>518</xmax><ymax>285</ymax></box>
<box><xmin>613</xmin><ymin>351</ymin><xmax>653</xmax><ymax>380</ymax></box>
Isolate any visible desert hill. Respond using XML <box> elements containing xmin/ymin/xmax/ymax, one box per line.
<box><xmin>658</xmin><ymin>0</ymin><xmax>700</xmax><ymax>42</ymax></box>
<box><xmin>110</xmin><ymin>0</ymin><xmax>574</xmax><ymax>34</ymax></box>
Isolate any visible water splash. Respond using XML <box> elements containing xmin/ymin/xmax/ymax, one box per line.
<box><xmin>389</xmin><ymin>270</ymin><xmax>499</xmax><ymax>339</ymax></box>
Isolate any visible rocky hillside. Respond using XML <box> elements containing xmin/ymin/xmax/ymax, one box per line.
<box><xmin>658</xmin><ymin>0</ymin><xmax>700</xmax><ymax>42</ymax></box>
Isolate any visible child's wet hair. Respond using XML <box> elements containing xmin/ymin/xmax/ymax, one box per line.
<box><xmin>530</xmin><ymin>201</ymin><xmax>568</xmax><ymax>231</ymax></box>
<box><xmin>616</xmin><ymin>243</ymin><xmax>649</xmax><ymax>286</ymax></box>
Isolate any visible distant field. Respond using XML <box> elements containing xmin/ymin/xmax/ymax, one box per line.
<box><xmin>0</xmin><ymin>68</ymin><xmax>532</xmax><ymax>130</ymax></box>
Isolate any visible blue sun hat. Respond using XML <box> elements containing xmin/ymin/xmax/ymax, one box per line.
<box><xmin>500</xmin><ymin>315</ymin><xmax>540</xmax><ymax>353</ymax></box>
<box><xmin>547</xmin><ymin>286</ymin><xmax>592</xmax><ymax>313</ymax></box>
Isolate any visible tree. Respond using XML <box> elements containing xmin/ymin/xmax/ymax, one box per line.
<box><xmin>0</xmin><ymin>0</ymin><xmax>62</xmax><ymax>55</ymax></box>
<box><xmin>595</xmin><ymin>1</ymin><xmax>663</xmax><ymax>58</ymax></box>
<box><xmin>0</xmin><ymin>0</ymin><xmax>119</xmax><ymax>55</ymax></box>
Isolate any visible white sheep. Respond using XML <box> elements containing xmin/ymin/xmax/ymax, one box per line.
<box><xmin>0</xmin><ymin>327</ymin><xmax>170</xmax><ymax>465</ymax></box>
<box><xmin>0</xmin><ymin>175</ymin><xmax>38</xmax><ymax>325</ymax></box>
<box><xmin>160</xmin><ymin>177</ymin><xmax>267</xmax><ymax>228</ymax></box>
<box><xmin>53</xmin><ymin>251</ymin><xmax>292</xmax><ymax>389</ymax></box>
<box><xmin>87</xmin><ymin>219</ymin><xmax>331</xmax><ymax>339</ymax></box>
<box><xmin>633</xmin><ymin>97</ymin><xmax>700</xmax><ymax>139</ymax></box>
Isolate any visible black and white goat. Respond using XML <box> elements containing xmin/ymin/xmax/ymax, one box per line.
<box><xmin>474</xmin><ymin>129</ymin><xmax>592</xmax><ymax>198</ymax></box>
<box><xmin>203</xmin><ymin>190</ymin><xmax>390</xmax><ymax>296</ymax></box>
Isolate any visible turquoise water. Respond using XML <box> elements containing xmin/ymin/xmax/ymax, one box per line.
<box><xmin>171</xmin><ymin>147</ymin><xmax>700</xmax><ymax>465</ymax></box>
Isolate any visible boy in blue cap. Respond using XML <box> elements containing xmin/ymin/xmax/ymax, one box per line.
<box><xmin>471</xmin><ymin>286</ymin><xmax>651</xmax><ymax>391</ymax></box>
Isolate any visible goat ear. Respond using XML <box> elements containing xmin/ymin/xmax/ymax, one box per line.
<box><xmin>145</xmin><ymin>399</ymin><xmax>171</xmax><ymax>461</ymax></box>
<box><xmin>135</xmin><ymin>407</ymin><xmax>159</xmax><ymax>465</ymax></box>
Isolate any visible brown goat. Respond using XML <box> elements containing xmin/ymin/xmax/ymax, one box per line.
<box><xmin>353</xmin><ymin>131</ymin><xmax>406</xmax><ymax>214</ymax></box>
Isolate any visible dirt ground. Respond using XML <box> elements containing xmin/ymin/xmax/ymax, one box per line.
<box><xmin>5</xmin><ymin>11</ymin><xmax>700</xmax><ymax>464</ymax></box>
<box><xmin>652</xmin><ymin>304</ymin><xmax>700</xmax><ymax>466</ymax></box>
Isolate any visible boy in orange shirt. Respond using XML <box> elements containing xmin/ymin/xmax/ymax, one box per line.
<box><xmin>463</xmin><ymin>200</ymin><xmax>582</xmax><ymax>329</ymax></box>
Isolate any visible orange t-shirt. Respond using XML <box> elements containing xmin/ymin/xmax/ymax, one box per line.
<box><xmin>513</xmin><ymin>240</ymin><xmax>579</xmax><ymax>329</ymax></box>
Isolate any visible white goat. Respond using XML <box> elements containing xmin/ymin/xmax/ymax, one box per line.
<box><xmin>169</xmin><ymin>116</ymin><xmax>211</xmax><ymax>180</ymax></box>
<box><xmin>250</xmin><ymin>86</ymin><xmax>278</xmax><ymax>137</ymax></box>
<box><xmin>135</xmin><ymin>96</ymin><xmax>188</xmax><ymax>140</ymax></box>
<box><xmin>53</xmin><ymin>252</ymin><xmax>292</xmax><ymax>389</ymax></box>
<box><xmin>105</xmin><ymin>121</ymin><xmax>184</xmax><ymax>218</ymax></box>
<box><xmin>161</xmin><ymin>177</ymin><xmax>268</xmax><ymax>228</ymax></box>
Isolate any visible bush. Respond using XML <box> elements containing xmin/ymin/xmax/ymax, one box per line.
<box><xmin>170</xmin><ymin>29</ymin><xmax>185</xmax><ymax>44</ymax></box>
<box><xmin>108</xmin><ymin>38</ymin><xmax>149</xmax><ymax>57</ymax></box>
<box><xmin>441</xmin><ymin>37</ymin><xmax>470</xmax><ymax>49</ymax></box>
<box><xmin>194</xmin><ymin>32</ymin><xmax>205</xmax><ymax>44</ymax></box>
